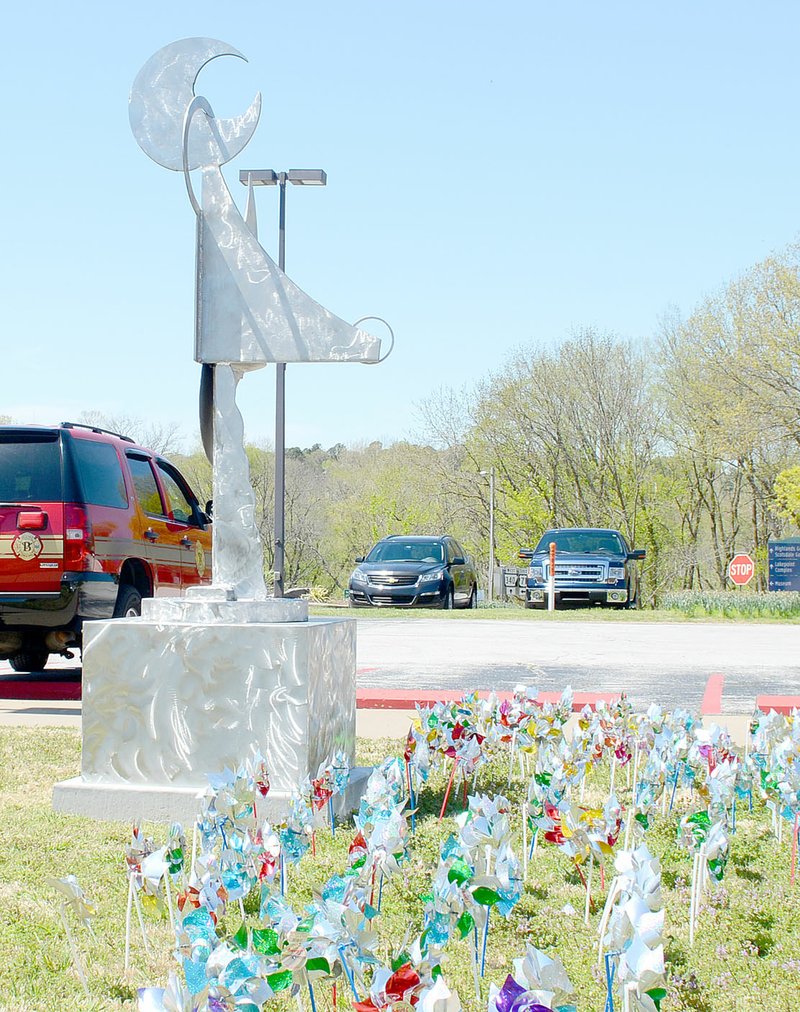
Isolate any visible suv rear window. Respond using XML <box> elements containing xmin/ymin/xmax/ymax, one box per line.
<box><xmin>71</xmin><ymin>438</ymin><xmax>128</xmax><ymax>509</ymax></box>
<box><xmin>0</xmin><ymin>432</ymin><xmax>62</xmax><ymax>502</ymax></box>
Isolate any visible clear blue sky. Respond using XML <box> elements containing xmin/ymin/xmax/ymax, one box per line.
<box><xmin>3</xmin><ymin>2</ymin><xmax>800</xmax><ymax>451</ymax></box>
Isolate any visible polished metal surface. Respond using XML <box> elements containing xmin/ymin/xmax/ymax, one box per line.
<box><xmin>129</xmin><ymin>38</ymin><xmax>261</xmax><ymax>172</ymax></box>
<box><xmin>196</xmin><ymin>166</ymin><xmax>381</xmax><ymax>365</ymax></box>
<box><xmin>80</xmin><ymin>617</ymin><xmax>356</xmax><ymax>792</ymax></box>
<box><xmin>130</xmin><ymin>37</ymin><xmax>383</xmax><ymax>601</ymax></box>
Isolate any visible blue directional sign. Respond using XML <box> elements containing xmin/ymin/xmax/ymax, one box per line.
<box><xmin>768</xmin><ymin>538</ymin><xmax>800</xmax><ymax>591</ymax></box>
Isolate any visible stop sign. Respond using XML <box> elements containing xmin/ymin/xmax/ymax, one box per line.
<box><xmin>728</xmin><ymin>553</ymin><xmax>755</xmax><ymax>586</ymax></box>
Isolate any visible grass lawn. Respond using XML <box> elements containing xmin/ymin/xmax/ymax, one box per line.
<box><xmin>1</xmin><ymin>728</ymin><xmax>799</xmax><ymax>1010</ymax></box>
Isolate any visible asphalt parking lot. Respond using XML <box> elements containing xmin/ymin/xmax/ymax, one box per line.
<box><xmin>354</xmin><ymin>617</ymin><xmax>800</xmax><ymax>715</ymax></box>
<box><xmin>1</xmin><ymin>615</ymin><xmax>797</xmax><ymax>721</ymax></box>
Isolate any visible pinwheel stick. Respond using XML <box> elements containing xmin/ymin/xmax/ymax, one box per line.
<box><xmin>164</xmin><ymin>874</ymin><xmax>175</xmax><ymax>934</ymax></box>
<box><xmin>480</xmin><ymin>907</ymin><xmax>490</xmax><ymax>977</ymax></box>
<box><xmin>133</xmin><ymin>882</ymin><xmax>151</xmax><ymax>956</ymax></box>
<box><xmin>471</xmin><ymin>927</ymin><xmax>481</xmax><ymax>999</ymax></box>
<box><xmin>522</xmin><ymin>801</ymin><xmax>528</xmax><ymax>880</ymax></box>
<box><xmin>791</xmin><ymin>813</ymin><xmax>799</xmax><ymax>885</ymax></box>
<box><xmin>338</xmin><ymin>946</ymin><xmax>360</xmax><ymax>1001</ymax></box>
<box><xmin>439</xmin><ymin>759</ymin><xmax>458</xmax><ymax>821</ymax></box>
<box><xmin>584</xmin><ymin>854</ymin><xmax>594</xmax><ymax>925</ymax></box>
<box><xmin>507</xmin><ymin>729</ymin><xmax>517</xmax><ymax>787</ymax></box>
<box><xmin>668</xmin><ymin>760</ymin><xmax>684</xmax><ymax>814</ymax></box>
<box><xmin>603</xmin><ymin>950</ymin><xmax>617</xmax><ymax>1012</ymax></box>
<box><xmin>59</xmin><ymin>905</ymin><xmax>90</xmax><ymax>998</ymax></box>
<box><xmin>124</xmin><ymin>877</ymin><xmax>133</xmax><ymax>972</ymax></box>
<box><xmin>689</xmin><ymin>843</ymin><xmax>707</xmax><ymax>946</ymax></box>
<box><xmin>190</xmin><ymin>822</ymin><xmax>199</xmax><ymax>878</ymax></box>
<box><xmin>597</xmin><ymin>876</ymin><xmax>624</xmax><ymax>966</ymax></box>
<box><xmin>405</xmin><ymin>760</ymin><xmax>417</xmax><ymax>834</ymax></box>
<box><xmin>307</xmin><ymin>973</ymin><xmax>318</xmax><ymax>1012</ymax></box>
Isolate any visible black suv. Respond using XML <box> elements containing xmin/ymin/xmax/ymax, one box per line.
<box><xmin>348</xmin><ymin>535</ymin><xmax>478</xmax><ymax>609</ymax></box>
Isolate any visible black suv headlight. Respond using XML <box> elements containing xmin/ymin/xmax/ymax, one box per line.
<box><xmin>419</xmin><ymin>568</ymin><xmax>445</xmax><ymax>584</ymax></box>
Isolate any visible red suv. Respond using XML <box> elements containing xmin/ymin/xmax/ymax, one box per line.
<box><xmin>0</xmin><ymin>423</ymin><xmax>212</xmax><ymax>672</ymax></box>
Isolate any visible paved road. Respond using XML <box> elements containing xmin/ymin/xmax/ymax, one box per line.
<box><xmin>2</xmin><ymin>617</ymin><xmax>798</xmax><ymax>719</ymax></box>
<box><xmin>355</xmin><ymin>618</ymin><xmax>800</xmax><ymax>714</ymax></box>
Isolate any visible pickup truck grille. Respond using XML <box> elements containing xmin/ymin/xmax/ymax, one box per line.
<box><xmin>367</xmin><ymin>573</ymin><xmax>418</xmax><ymax>587</ymax></box>
<box><xmin>547</xmin><ymin>562</ymin><xmax>605</xmax><ymax>583</ymax></box>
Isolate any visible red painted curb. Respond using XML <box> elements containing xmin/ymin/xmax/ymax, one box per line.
<box><xmin>756</xmin><ymin>695</ymin><xmax>800</xmax><ymax>715</ymax></box>
<box><xmin>355</xmin><ymin>688</ymin><xmax>619</xmax><ymax>713</ymax></box>
<box><xmin>0</xmin><ymin>678</ymin><xmax>82</xmax><ymax>701</ymax></box>
<box><xmin>0</xmin><ymin>680</ymin><xmax>619</xmax><ymax>713</ymax></box>
<box><xmin>700</xmin><ymin>673</ymin><xmax>724</xmax><ymax>715</ymax></box>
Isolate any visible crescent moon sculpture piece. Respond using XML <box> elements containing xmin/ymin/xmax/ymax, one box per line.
<box><xmin>129</xmin><ymin>37</ymin><xmax>261</xmax><ymax>171</ymax></box>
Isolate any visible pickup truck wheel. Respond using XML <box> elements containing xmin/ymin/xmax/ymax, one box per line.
<box><xmin>9</xmin><ymin>649</ymin><xmax>48</xmax><ymax>673</ymax></box>
<box><xmin>626</xmin><ymin>589</ymin><xmax>639</xmax><ymax>610</ymax></box>
<box><xmin>113</xmin><ymin>585</ymin><xmax>142</xmax><ymax>619</ymax></box>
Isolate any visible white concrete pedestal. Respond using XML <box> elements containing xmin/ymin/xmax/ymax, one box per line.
<box><xmin>53</xmin><ymin>596</ymin><xmax>361</xmax><ymax>824</ymax></box>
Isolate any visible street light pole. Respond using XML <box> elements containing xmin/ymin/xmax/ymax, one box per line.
<box><xmin>239</xmin><ymin>168</ymin><xmax>327</xmax><ymax>598</ymax></box>
<box><xmin>480</xmin><ymin>467</ymin><xmax>496</xmax><ymax>602</ymax></box>
<box><xmin>275</xmin><ymin>174</ymin><xmax>287</xmax><ymax>597</ymax></box>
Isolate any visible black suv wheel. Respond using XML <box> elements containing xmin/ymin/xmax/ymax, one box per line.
<box><xmin>9</xmin><ymin>649</ymin><xmax>48</xmax><ymax>673</ymax></box>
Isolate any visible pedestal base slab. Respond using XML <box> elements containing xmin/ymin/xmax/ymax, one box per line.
<box><xmin>53</xmin><ymin>766</ymin><xmax>371</xmax><ymax>826</ymax></box>
<box><xmin>54</xmin><ymin>613</ymin><xmax>359</xmax><ymax>823</ymax></box>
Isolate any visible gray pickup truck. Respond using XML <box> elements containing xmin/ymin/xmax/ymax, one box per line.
<box><xmin>520</xmin><ymin>527</ymin><xmax>645</xmax><ymax>609</ymax></box>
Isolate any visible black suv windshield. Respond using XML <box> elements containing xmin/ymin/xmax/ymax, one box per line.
<box><xmin>367</xmin><ymin>541</ymin><xmax>444</xmax><ymax>564</ymax></box>
<box><xmin>0</xmin><ymin>432</ymin><xmax>62</xmax><ymax>502</ymax></box>
<box><xmin>535</xmin><ymin>531</ymin><xmax>625</xmax><ymax>555</ymax></box>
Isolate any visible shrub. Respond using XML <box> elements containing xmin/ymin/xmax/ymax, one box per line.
<box><xmin>661</xmin><ymin>590</ymin><xmax>800</xmax><ymax>619</ymax></box>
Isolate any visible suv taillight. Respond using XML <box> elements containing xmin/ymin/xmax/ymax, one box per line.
<box><xmin>63</xmin><ymin>504</ymin><xmax>95</xmax><ymax>570</ymax></box>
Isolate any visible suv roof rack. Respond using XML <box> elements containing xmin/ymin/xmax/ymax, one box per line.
<box><xmin>61</xmin><ymin>421</ymin><xmax>136</xmax><ymax>444</ymax></box>
<box><xmin>384</xmin><ymin>533</ymin><xmax>439</xmax><ymax>540</ymax></box>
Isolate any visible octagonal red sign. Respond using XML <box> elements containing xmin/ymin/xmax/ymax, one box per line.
<box><xmin>728</xmin><ymin>553</ymin><xmax>755</xmax><ymax>586</ymax></box>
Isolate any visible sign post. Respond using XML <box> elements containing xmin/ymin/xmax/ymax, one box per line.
<box><xmin>728</xmin><ymin>553</ymin><xmax>755</xmax><ymax>587</ymax></box>
<box><xmin>548</xmin><ymin>541</ymin><xmax>557</xmax><ymax>611</ymax></box>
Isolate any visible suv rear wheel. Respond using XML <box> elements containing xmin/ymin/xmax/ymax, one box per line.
<box><xmin>9</xmin><ymin>649</ymin><xmax>48</xmax><ymax>673</ymax></box>
<box><xmin>113</xmin><ymin>585</ymin><xmax>143</xmax><ymax>619</ymax></box>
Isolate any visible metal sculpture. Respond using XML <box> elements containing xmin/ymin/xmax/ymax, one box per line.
<box><xmin>129</xmin><ymin>38</ymin><xmax>382</xmax><ymax>598</ymax></box>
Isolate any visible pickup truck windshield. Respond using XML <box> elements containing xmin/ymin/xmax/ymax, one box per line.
<box><xmin>535</xmin><ymin>531</ymin><xmax>625</xmax><ymax>555</ymax></box>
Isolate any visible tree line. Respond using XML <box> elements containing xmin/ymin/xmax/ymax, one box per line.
<box><xmin>172</xmin><ymin>244</ymin><xmax>800</xmax><ymax>602</ymax></box>
<box><xmin>16</xmin><ymin>242</ymin><xmax>800</xmax><ymax>603</ymax></box>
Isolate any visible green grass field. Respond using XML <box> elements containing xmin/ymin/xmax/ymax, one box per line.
<box><xmin>2</xmin><ymin>728</ymin><xmax>799</xmax><ymax>1011</ymax></box>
